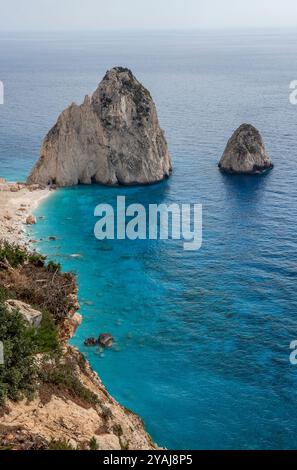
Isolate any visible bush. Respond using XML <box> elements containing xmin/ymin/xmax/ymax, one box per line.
<box><xmin>28</xmin><ymin>253</ymin><xmax>46</xmax><ymax>267</ymax></box>
<box><xmin>48</xmin><ymin>439</ymin><xmax>75</xmax><ymax>450</ymax></box>
<box><xmin>0</xmin><ymin>287</ymin><xmax>8</xmax><ymax>303</ymax></box>
<box><xmin>0</xmin><ymin>242</ymin><xmax>46</xmax><ymax>269</ymax></box>
<box><xmin>0</xmin><ymin>302</ymin><xmax>37</xmax><ymax>405</ymax></box>
<box><xmin>31</xmin><ymin>310</ymin><xmax>60</xmax><ymax>355</ymax></box>
<box><xmin>40</xmin><ymin>363</ymin><xmax>99</xmax><ymax>406</ymax></box>
<box><xmin>47</xmin><ymin>261</ymin><xmax>61</xmax><ymax>273</ymax></box>
<box><xmin>89</xmin><ymin>436</ymin><xmax>99</xmax><ymax>450</ymax></box>
<box><xmin>0</xmin><ymin>241</ymin><xmax>28</xmax><ymax>268</ymax></box>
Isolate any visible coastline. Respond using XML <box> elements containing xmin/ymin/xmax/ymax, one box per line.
<box><xmin>0</xmin><ymin>179</ymin><xmax>158</xmax><ymax>450</ymax></box>
<box><xmin>0</xmin><ymin>179</ymin><xmax>52</xmax><ymax>246</ymax></box>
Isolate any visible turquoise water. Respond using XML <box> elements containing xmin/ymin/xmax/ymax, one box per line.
<box><xmin>1</xmin><ymin>30</ymin><xmax>297</xmax><ymax>449</ymax></box>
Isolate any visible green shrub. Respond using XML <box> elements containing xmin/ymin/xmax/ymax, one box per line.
<box><xmin>28</xmin><ymin>253</ymin><xmax>46</xmax><ymax>267</ymax></box>
<box><xmin>47</xmin><ymin>261</ymin><xmax>61</xmax><ymax>273</ymax></box>
<box><xmin>40</xmin><ymin>363</ymin><xmax>99</xmax><ymax>406</ymax></box>
<box><xmin>0</xmin><ymin>303</ymin><xmax>37</xmax><ymax>405</ymax></box>
<box><xmin>0</xmin><ymin>287</ymin><xmax>8</xmax><ymax>303</ymax></box>
<box><xmin>0</xmin><ymin>242</ymin><xmax>60</xmax><ymax>272</ymax></box>
<box><xmin>89</xmin><ymin>436</ymin><xmax>99</xmax><ymax>450</ymax></box>
<box><xmin>48</xmin><ymin>439</ymin><xmax>75</xmax><ymax>450</ymax></box>
<box><xmin>32</xmin><ymin>310</ymin><xmax>60</xmax><ymax>355</ymax></box>
<box><xmin>0</xmin><ymin>241</ymin><xmax>28</xmax><ymax>268</ymax></box>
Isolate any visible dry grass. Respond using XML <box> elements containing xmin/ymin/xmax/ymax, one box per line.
<box><xmin>0</xmin><ymin>263</ymin><xmax>77</xmax><ymax>324</ymax></box>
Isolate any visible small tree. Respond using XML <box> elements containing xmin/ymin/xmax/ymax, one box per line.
<box><xmin>0</xmin><ymin>303</ymin><xmax>37</xmax><ymax>405</ymax></box>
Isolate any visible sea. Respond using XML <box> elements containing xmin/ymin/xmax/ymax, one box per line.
<box><xmin>1</xmin><ymin>30</ymin><xmax>297</xmax><ymax>449</ymax></box>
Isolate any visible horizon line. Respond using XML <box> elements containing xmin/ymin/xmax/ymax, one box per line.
<box><xmin>1</xmin><ymin>26</ymin><xmax>297</xmax><ymax>33</ymax></box>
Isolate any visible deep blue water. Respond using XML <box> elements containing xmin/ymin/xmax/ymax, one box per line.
<box><xmin>1</xmin><ymin>30</ymin><xmax>297</xmax><ymax>449</ymax></box>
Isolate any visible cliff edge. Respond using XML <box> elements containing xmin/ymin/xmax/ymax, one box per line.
<box><xmin>0</xmin><ymin>242</ymin><xmax>158</xmax><ymax>450</ymax></box>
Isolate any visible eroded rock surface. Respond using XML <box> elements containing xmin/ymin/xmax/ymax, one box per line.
<box><xmin>218</xmin><ymin>124</ymin><xmax>273</xmax><ymax>174</ymax></box>
<box><xmin>28</xmin><ymin>67</ymin><xmax>172</xmax><ymax>187</ymax></box>
<box><xmin>1</xmin><ymin>346</ymin><xmax>158</xmax><ymax>450</ymax></box>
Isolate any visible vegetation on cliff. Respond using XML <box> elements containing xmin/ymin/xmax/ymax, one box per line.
<box><xmin>0</xmin><ymin>303</ymin><xmax>38</xmax><ymax>405</ymax></box>
<box><xmin>0</xmin><ymin>242</ymin><xmax>97</xmax><ymax>416</ymax></box>
<box><xmin>0</xmin><ymin>242</ymin><xmax>157</xmax><ymax>451</ymax></box>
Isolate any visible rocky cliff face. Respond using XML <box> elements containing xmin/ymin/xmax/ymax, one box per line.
<box><xmin>0</xmin><ymin>346</ymin><xmax>158</xmax><ymax>450</ymax></box>
<box><xmin>218</xmin><ymin>124</ymin><xmax>273</xmax><ymax>174</ymax></box>
<box><xmin>0</xmin><ymin>243</ymin><xmax>158</xmax><ymax>451</ymax></box>
<box><xmin>28</xmin><ymin>67</ymin><xmax>172</xmax><ymax>187</ymax></box>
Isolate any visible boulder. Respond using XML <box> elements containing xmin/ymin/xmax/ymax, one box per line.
<box><xmin>5</xmin><ymin>300</ymin><xmax>43</xmax><ymax>327</ymax></box>
<box><xmin>10</xmin><ymin>184</ymin><xmax>20</xmax><ymax>192</ymax></box>
<box><xmin>98</xmin><ymin>334</ymin><xmax>114</xmax><ymax>348</ymax></box>
<box><xmin>28</xmin><ymin>184</ymin><xmax>41</xmax><ymax>191</ymax></box>
<box><xmin>26</xmin><ymin>215</ymin><xmax>36</xmax><ymax>225</ymax></box>
<box><xmin>27</xmin><ymin>67</ymin><xmax>172</xmax><ymax>187</ymax></box>
<box><xmin>84</xmin><ymin>337</ymin><xmax>98</xmax><ymax>347</ymax></box>
<box><xmin>218</xmin><ymin>124</ymin><xmax>273</xmax><ymax>174</ymax></box>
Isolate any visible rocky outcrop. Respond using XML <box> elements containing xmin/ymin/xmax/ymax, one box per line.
<box><xmin>218</xmin><ymin>124</ymin><xmax>273</xmax><ymax>174</ymax></box>
<box><xmin>5</xmin><ymin>300</ymin><xmax>43</xmax><ymax>327</ymax></box>
<box><xmin>28</xmin><ymin>67</ymin><xmax>172</xmax><ymax>187</ymax></box>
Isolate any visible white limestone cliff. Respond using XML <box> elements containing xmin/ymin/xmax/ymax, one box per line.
<box><xmin>28</xmin><ymin>67</ymin><xmax>172</xmax><ymax>187</ymax></box>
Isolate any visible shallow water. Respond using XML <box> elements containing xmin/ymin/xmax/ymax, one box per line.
<box><xmin>1</xmin><ymin>30</ymin><xmax>297</xmax><ymax>449</ymax></box>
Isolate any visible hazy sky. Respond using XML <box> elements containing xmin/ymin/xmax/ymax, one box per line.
<box><xmin>0</xmin><ymin>0</ymin><xmax>297</xmax><ymax>31</ymax></box>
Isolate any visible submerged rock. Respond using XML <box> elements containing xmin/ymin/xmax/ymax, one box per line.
<box><xmin>28</xmin><ymin>67</ymin><xmax>172</xmax><ymax>187</ymax></box>
<box><xmin>218</xmin><ymin>124</ymin><xmax>273</xmax><ymax>174</ymax></box>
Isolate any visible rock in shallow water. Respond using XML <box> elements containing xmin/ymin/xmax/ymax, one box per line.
<box><xmin>99</xmin><ymin>334</ymin><xmax>114</xmax><ymax>348</ymax></box>
<box><xmin>218</xmin><ymin>124</ymin><xmax>273</xmax><ymax>174</ymax></box>
<box><xmin>26</xmin><ymin>215</ymin><xmax>36</xmax><ymax>225</ymax></box>
<box><xmin>84</xmin><ymin>334</ymin><xmax>114</xmax><ymax>348</ymax></box>
<box><xmin>28</xmin><ymin>67</ymin><xmax>172</xmax><ymax>187</ymax></box>
<box><xmin>84</xmin><ymin>337</ymin><xmax>98</xmax><ymax>347</ymax></box>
